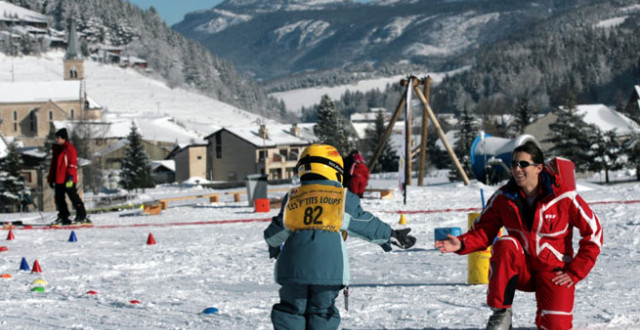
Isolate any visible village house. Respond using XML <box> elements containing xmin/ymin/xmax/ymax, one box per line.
<box><xmin>0</xmin><ymin>22</ymin><xmax>101</xmax><ymax>148</ymax></box>
<box><xmin>166</xmin><ymin>144</ymin><xmax>207</xmax><ymax>183</ymax></box>
<box><xmin>624</xmin><ymin>85</ymin><xmax>640</xmax><ymax>123</ymax></box>
<box><xmin>524</xmin><ymin>104</ymin><xmax>640</xmax><ymax>152</ymax></box>
<box><xmin>0</xmin><ymin>1</ymin><xmax>48</xmax><ymax>43</ymax></box>
<box><xmin>204</xmin><ymin>123</ymin><xmax>316</xmax><ymax>182</ymax></box>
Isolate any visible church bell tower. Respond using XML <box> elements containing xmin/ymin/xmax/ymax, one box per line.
<box><xmin>63</xmin><ymin>21</ymin><xmax>84</xmax><ymax>80</ymax></box>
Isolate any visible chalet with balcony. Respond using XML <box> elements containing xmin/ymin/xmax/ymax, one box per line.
<box><xmin>204</xmin><ymin>123</ymin><xmax>316</xmax><ymax>182</ymax></box>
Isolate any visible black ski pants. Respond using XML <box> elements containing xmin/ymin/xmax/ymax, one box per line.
<box><xmin>54</xmin><ymin>183</ymin><xmax>86</xmax><ymax>220</ymax></box>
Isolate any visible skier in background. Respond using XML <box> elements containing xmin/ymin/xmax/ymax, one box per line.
<box><xmin>342</xmin><ymin>150</ymin><xmax>370</xmax><ymax>198</ymax></box>
<box><xmin>264</xmin><ymin>144</ymin><xmax>416</xmax><ymax>330</ymax></box>
<box><xmin>435</xmin><ymin>141</ymin><xmax>602</xmax><ymax>329</ymax></box>
<box><xmin>48</xmin><ymin>128</ymin><xmax>89</xmax><ymax>225</ymax></box>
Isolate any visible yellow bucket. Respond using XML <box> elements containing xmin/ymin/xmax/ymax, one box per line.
<box><xmin>467</xmin><ymin>212</ymin><xmax>491</xmax><ymax>284</ymax></box>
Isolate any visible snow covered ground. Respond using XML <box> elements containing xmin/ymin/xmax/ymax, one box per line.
<box><xmin>1</xmin><ymin>172</ymin><xmax>638</xmax><ymax>329</ymax></box>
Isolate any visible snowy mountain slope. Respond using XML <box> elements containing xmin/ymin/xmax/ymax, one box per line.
<box><xmin>173</xmin><ymin>0</ymin><xmax>597</xmax><ymax>80</ymax></box>
<box><xmin>0</xmin><ymin>52</ymin><xmax>275</xmax><ymax>139</ymax></box>
<box><xmin>270</xmin><ymin>66</ymin><xmax>469</xmax><ymax>113</ymax></box>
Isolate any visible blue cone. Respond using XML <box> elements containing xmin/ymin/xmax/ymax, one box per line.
<box><xmin>203</xmin><ymin>307</ymin><xmax>219</xmax><ymax>314</ymax></box>
<box><xmin>68</xmin><ymin>231</ymin><xmax>77</xmax><ymax>242</ymax></box>
<box><xmin>20</xmin><ymin>257</ymin><xmax>30</xmax><ymax>271</ymax></box>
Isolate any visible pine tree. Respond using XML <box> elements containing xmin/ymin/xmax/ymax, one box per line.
<box><xmin>313</xmin><ymin>95</ymin><xmax>353</xmax><ymax>154</ymax></box>
<box><xmin>364</xmin><ymin>110</ymin><xmax>397</xmax><ymax>173</ymax></box>
<box><xmin>0</xmin><ymin>142</ymin><xmax>28</xmax><ymax>212</ymax></box>
<box><xmin>510</xmin><ymin>94</ymin><xmax>537</xmax><ymax>136</ymax></box>
<box><xmin>449</xmin><ymin>106</ymin><xmax>476</xmax><ymax>182</ymax></box>
<box><xmin>626</xmin><ymin>133</ymin><xmax>640</xmax><ymax>181</ymax></box>
<box><xmin>588</xmin><ymin>129</ymin><xmax>624</xmax><ymax>183</ymax></box>
<box><xmin>121</xmin><ymin>122</ymin><xmax>153</xmax><ymax>192</ymax></box>
<box><xmin>545</xmin><ymin>105</ymin><xmax>595</xmax><ymax>172</ymax></box>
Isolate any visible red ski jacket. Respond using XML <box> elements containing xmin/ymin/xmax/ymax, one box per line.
<box><xmin>457</xmin><ymin>168</ymin><xmax>602</xmax><ymax>283</ymax></box>
<box><xmin>48</xmin><ymin>140</ymin><xmax>78</xmax><ymax>185</ymax></box>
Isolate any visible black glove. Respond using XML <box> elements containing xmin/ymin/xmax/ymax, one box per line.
<box><xmin>390</xmin><ymin>228</ymin><xmax>417</xmax><ymax>249</ymax></box>
<box><xmin>269</xmin><ymin>245</ymin><xmax>281</xmax><ymax>259</ymax></box>
<box><xmin>48</xmin><ymin>182</ymin><xmax>55</xmax><ymax>189</ymax></box>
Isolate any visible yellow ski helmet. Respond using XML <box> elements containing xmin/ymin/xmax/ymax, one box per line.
<box><xmin>296</xmin><ymin>144</ymin><xmax>344</xmax><ymax>183</ymax></box>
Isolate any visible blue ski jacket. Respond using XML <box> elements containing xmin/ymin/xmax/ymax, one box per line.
<box><xmin>264</xmin><ymin>179</ymin><xmax>392</xmax><ymax>286</ymax></box>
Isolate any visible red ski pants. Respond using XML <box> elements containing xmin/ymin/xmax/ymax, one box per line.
<box><xmin>488</xmin><ymin>235</ymin><xmax>575</xmax><ymax>330</ymax></box>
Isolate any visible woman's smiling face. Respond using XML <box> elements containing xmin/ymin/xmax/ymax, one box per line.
<box><xmin>511</xmin><ymin>151</ymin><xmax>543</xmax><ymax>189</ymax></box>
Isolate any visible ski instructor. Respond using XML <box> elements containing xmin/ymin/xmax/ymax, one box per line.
<box><xmin>435</xmin><ymin>141</ymin><xmax>602</xmax><ymax>329</ymax></box>
<box><xmin>47</xmin><ymin>128</ymin><xmax>88</xmax><ymax>225</ymax></box>
<box><xmin>264</xmin><ymin>143</ymin><xmax>416</xmax><ymax>329</ymax></box>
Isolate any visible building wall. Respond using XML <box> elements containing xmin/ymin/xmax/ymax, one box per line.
<box><xmin>206</xmin><ymin>129</ymin><xmax>310</xmax><ymax>182</ymax></box>
<box><xmin>174</xmin><ymin>146</ymin><xmax>206</xmax><ymax>182</ymax></box>
<box><xmin>524</xmin><ymin>112</ymin><xmax>558</xmax><ymax>153</ymax></box>
<box><xmin>208</xmin><ymin>130</ymin><xmax>258</xmax><ymax>182</ymax></box>
<box><xmin>96</xmin><ymin>139</ymin><xmax>173</xmax><ymax>170</ymax></box>
<box><xmin>0</xmin><ymin>100</ymin><xmax>80</xmax><ymax>139</ymax></box>
<box><xmin>64</xmin><ymin>59</ymin><xmax>85</xmax><ymax>80</ymax></box>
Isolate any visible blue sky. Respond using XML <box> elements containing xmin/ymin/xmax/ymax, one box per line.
<box><xmin>127</xmin><ymin>0</ymin><xmax>371</xmax><ymax>26</ymax></box>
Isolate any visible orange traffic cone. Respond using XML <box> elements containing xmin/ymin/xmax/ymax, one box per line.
<box><xmin>7</xmin><ymin>229</ymin><xmax>15</xmax><ymax>240</ymax></box>
<box><xmin>146</xmin><ymin>233</ymin><xmax>156</xmax><ymax>245</ymax></box>
<box><xmin>31</xmin><ymin>260</ymin><xmax>42</xmax><ymax>273</ymax></box>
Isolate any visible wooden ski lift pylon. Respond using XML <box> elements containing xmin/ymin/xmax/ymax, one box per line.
<box><xmin>367</xmin><ymin>76</ymin><xmax>470</xmax><ymax>186</ymax></box>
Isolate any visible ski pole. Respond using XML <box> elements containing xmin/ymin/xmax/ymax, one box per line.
<box><xmin>343</xmin><ymin>286</ymin><xmax>349</xmax><ymax>311</ymax></box>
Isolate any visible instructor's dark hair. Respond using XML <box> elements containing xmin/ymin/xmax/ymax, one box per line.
<box><xmin>512</xmin><ymin>141</ymin><xmax>544</xmax><ymax>164</ymax></box>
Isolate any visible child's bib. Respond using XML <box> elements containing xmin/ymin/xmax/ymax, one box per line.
<box><xmin>283</xmin><ymin>184</ymin><xmax>347</xmax><ymax>232</ymax></box>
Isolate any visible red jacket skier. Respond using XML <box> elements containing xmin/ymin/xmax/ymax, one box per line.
<box><xmin>435</xmin><ymin>141</ymin><xmax>602</xmax><ymax>329</ymax></box>
<box><xmin>346</xmin><ymin>151</ymin><xmax>369</xmax><ymax>198</ymax></box>
<box><xmin>47</xmin><ymin>128</ymin><xmax>88</xmax><ymax>225</ymax></box>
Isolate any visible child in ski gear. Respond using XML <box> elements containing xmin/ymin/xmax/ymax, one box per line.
<box><xmin>47</xmin><ymin>128</ymin><xmax>88</xmax><ymax>225</ymax></box>
<box><xmin>264</xmin><ymin>144</ymin><xmax>416</xmax><ymax>330</ymax></box>
<box><xmin>343</xmin><ymin>150</ymin><xmax>370</xmax><ymax>198</ymax></box>
<box><xmin>435</xmin><ymin>141</ymin><xmax>602</xmax><ymax>330</ymax></box>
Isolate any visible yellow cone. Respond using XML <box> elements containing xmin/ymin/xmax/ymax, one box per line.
<box><xmin>399</xmin><ymin>213</ymin><xmax>407</xmax><ymax>225</ymax></box>
<box><xmin>31</xmin><ymin>279</ymin><xmax>47</xmax><ymax>286</ymax></box>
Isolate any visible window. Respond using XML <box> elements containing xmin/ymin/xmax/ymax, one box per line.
<box><xmin>69</xmin><ymin>65</ymin><xmax>78</xmax><ymax>78</ymax></box>
<box><xmin>215</xmin><ymin>133</ymin><xmax>222</xmax><ymax>158</ymax></box>
<box><xmin>197</xmin><ymin>155</ymin><xmax>202</xmax><ymax>160</ymax></box>
<box><xmin>30</xmin><ymin>112</ymin><xmax>36</xmax><ymax>132</ymax></box>
<box><xmin>49</xmin><ymin>111</ymin><xmax>53</xmax><ymax>121</ymax></box>
<box><xmin>70</xmin><ymin>109</ymin><xmax>74</xmax><ymax>119</ymax></box>
<box><xmin>22</xmin><ymin>172</ymin><xmax>32</xmax><ymax>183</ymax></box>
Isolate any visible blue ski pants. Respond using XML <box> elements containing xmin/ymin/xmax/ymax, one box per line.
<box><xmin>271</xmin><ymin>284</ymin><xmax>342</xmax><ymax>330</ymax></box>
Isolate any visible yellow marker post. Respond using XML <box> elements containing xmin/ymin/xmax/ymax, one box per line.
<box><xmin>467</xmin><ymin>212</ymin><xmax>491</xmax><ymax>284</ymax></box>
<box><xmin>399</xmin><ymin>213</ymin><xmax>407</xmax><ymax>225</ymax></box>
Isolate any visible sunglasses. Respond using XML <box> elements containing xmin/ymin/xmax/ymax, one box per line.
<box><xmin>510</xmin><ymin>160</ymin><xmax>539</xmax><ymax>169</ymax></box>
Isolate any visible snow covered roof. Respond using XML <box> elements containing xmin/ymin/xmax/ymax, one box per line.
<box><xmin>85</xmin><ymin>96</ymin><xmax>102</xmax><ymax>109</ymax></box>
<box><xmin>212</xmin><ymin>123</ymin><xmax>317</xmax><ymax>147</ymax></box>
<box><xmin>573</xmin><ymin>104</ymin><xmax>640</xmax><ymax>136</ymax></box>
<box><xmin>0</xmin><ymin>1</ymin><xmax>48</xmax><ymax>24</ymax></box>
<box><xmin>151</xmin><ymin>160</ymin><xmax>175</xmax><ymax>172</ymax></box>
<box><xmin>93</xmin><ymin>139</ymin><xmax>127</xmax><ymax>157</ymax></box>
<box><xmin>0</xmin><ymin>81</ymin><xmax>83</xmax><ymax>103</ymax></box>
<box><xmin>350</xmin><ymin>111</ymin><xmax>391</xmax><ymax>122</ymax></box>
<box><xmin>58</xmin><ymin>114</ymin><xmax>205</xmax><ymax>145</ymax></box>
<box><xmin>19</xmin><ymin>146</ymin><xmax>46</xmax><ymax>159</ymax></box>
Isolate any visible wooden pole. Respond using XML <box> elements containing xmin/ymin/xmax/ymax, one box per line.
<box><xmin>367</xmin><ymin>87</ymin><xmax>407</xmax><ymax>171</ymax></box>
<box><xmin>412</xmin><ymin>85</ymin><xmax>471</xmax><ymax>185</ymax></box>
<box><xmin>418</xmin><ymin>76</ymin><xmax>431</xmax><ymax>186</ymax></box>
